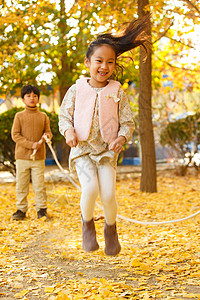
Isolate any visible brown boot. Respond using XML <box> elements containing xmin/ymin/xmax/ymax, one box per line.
<box><xmin>104</xmin><ymin>222</ymin><xmax>121</xmax><ymax>256</ymax></box>
<box><xmin>82</xmin><ymin>217</ymin><xmax>99</xmax><ymax>252</ymax></box>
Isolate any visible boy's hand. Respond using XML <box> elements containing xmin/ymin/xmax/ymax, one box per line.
<box><xmin>32</xmin><ymin>142</ymin><xmax>42</xmax><ymax>150</ymax></box>
<box><xmin>109</xmin><ymin>136</ymin><xmax>126</xmax><ymax>153</ymax></box>
<box><xmin>42</xmin><ymin>133</ymin><xmax>50</xmax><ymax>142</ymax></box>
<box><xmin>65</xmin><ymin>129</ymin><xmax>78</xmax><ymax>148</ymax></box>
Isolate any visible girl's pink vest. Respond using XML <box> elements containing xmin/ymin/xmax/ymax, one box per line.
<box><xmin>74</xmin><ymin>78</ymin><xmax>121</xmax><ymax>144</ymax></box>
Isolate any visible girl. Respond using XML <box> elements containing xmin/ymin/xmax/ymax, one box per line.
<box><xmin>59</xmin><ymin>17</ymin><xmax>149</xmax><ymax>256</ymax></box>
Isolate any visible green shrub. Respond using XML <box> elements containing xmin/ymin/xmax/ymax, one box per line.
<box><xmin>160</xmin><ymin>112</ymin><xmax>200</xmax><ymax>175</ymax></box>
<box><xmin>0</xmin><ymin>107</ymin><xmax>63</xmax><ymax>176</ymax></box>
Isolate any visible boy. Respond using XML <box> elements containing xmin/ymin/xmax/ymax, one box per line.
<box><xmin>11</xmin><ymin>85</ymin><xmax>52</xmax><ymax>220</ymax></box>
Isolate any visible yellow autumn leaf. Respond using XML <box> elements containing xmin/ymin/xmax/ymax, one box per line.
<box><xmin>14</xmin><ymin>290</ymin><xmax>29</xmax><ymax>298</ymax></box>
<box><xmin>45</xmin><ymin>286</ymin><xmax>55</xmax><ymax>293</ymax></box>
<box><xmin>131</xmin><ymin>258</ymin><xmax>141</xmax><ymax>267</ymax></box>
<box><xmin>0</xmin><ymin>246</ymin><xmax>9</xmax><ymax>253</ymax></box>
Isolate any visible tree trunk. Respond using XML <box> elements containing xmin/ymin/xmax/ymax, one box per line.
<box><xmin>138</xmin><ymin>0</ymin><xmax>157</xmax><ymax>192</ymax></box>
<box><xmin>59</xmin><ymin>84</ymin><xmax>69</xmax><ymax>104</ymax></box>
<box><xmin>57</xmin><ymin>0</ymin><xmax>70</xmax><ymax>104</ymax></box>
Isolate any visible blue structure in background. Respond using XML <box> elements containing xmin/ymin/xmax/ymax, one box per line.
<box><xmin>0</xmin><ymin>98</ymin><xmax>5</xmax><ymax>105</ymax></box>
<box><xmin>162</xmin><ymin>74</ymin><xmax>173</xmax><ymax>88</ymax></box>
<box><xmin>45</xmin><ymin>158</ymin><xmax>56</xmax><ymax>165</ymax></box>
<box><xmin>122</xmin><ymin>157</ymin><xmax>141</xmax><ymax>165</ymax></box>
<box><xmin>121</xmin><ymin>142</ymin><xmax>141</xmax><ymax>165</ymax></box>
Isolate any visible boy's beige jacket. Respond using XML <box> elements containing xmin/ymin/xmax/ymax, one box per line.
<box><xmin>74</xmin><ymin>78</ymin><xmax>121</xmax><ymax>144</ymax></box>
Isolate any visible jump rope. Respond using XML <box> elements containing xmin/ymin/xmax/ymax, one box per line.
<box><xmin>31</xmin><ymin>135</ymin><xmax>200</xmax><ymax>225</ymax></box>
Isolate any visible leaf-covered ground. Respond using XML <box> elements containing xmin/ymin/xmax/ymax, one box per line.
<box><xmin>0</xmin><ymin>170</ymin><xmax>200</xmax><ymax>299</ymax></box>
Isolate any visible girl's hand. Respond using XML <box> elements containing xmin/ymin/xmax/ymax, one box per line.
<box><xmin>65</xmin><ymin>129</ymin><xmax>78</xmax><ymax>148</ymax></box>
<box><xmin>109</xmin><ymin>136</ymin><xmax>126</xmax><ymax>153</ymax></box>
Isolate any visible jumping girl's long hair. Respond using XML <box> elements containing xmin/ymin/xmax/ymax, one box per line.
<box><xmin>86</xmin><ymin>15</ymin><xmax>151</xmax><ymax>80</ymax></box>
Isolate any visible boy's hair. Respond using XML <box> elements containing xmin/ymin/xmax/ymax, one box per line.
<box><xmin>86</xmin><ymin>15</ymin><xmax>150</xmax><ymax>61</ymax></box>
<box><xmin>21</xmin><ymin>85</ymin><xmax>40</xmax><ymax>99</ymax></box>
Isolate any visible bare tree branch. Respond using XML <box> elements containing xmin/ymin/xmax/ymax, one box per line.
<box><xmin>156</xmin><ymin>55</ymin><xmax>200</xmax><ymax>72</ymax></box>
<box><xmin>182</xmin><ymin>0</ymin><xmax>200</xmax><ymax>16</ymax></box>
<box><xmin>165</xmin><ymin>36</ymin><xmax>196</xmax><ymax>49</ymax></box>
<box><xmin>153</xmin><ymin>21</ymin><xmax>174</xmax><ymax>44</ymax></box>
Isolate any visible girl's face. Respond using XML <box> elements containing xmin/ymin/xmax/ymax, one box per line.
<box><xmin>85</xmin><ymin>44</ymin><xmax>116</xmax><ymax>88</ymax></box>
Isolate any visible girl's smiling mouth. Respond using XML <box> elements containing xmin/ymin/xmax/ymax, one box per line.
<box><xmin>98</xmin><ymin>71</ymin><xmax>108</xmax><ymax>76</ymax></box>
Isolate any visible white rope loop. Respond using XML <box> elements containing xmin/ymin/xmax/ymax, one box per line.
<box><xmin>33</xmin><ymin>135</ymin><xmax>200</xmax><ymax>225</ymax></box>
<box><xmin>115</xmin><ymin>210</ymin><xmax>200</xmax><ymax>225</ymax></box>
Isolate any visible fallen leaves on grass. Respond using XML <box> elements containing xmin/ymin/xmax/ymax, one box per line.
<box><xmin>0</xmin><ymin>173</ymin><xmax>200</xmax><ymax>299</ymax></box>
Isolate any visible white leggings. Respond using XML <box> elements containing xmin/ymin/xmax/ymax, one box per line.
<box><xmin>75</xmin><ymin>156</ymin><xmax>117</xmax><ymax>225</ymax></box>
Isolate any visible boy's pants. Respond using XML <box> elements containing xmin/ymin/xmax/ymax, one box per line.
<box><xmin>16</xmin><ymin>159</ymin><xmax>47</xmax><ymax>213</ymax></box>
<box><xmin>75</xmin><ymin>156</ymin><xmax>117</xmax><ymax>225</ymax></box>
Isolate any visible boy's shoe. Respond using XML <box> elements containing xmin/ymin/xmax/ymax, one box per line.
<box><xmin>37</xmin><ymin>208</ymin><xmax>48</xmax><ymax>219</ymax></box>
<box><xmin>12</xmin><ymin>210</ymin><xmax>26</xmax><ymax>220</ymax></box>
